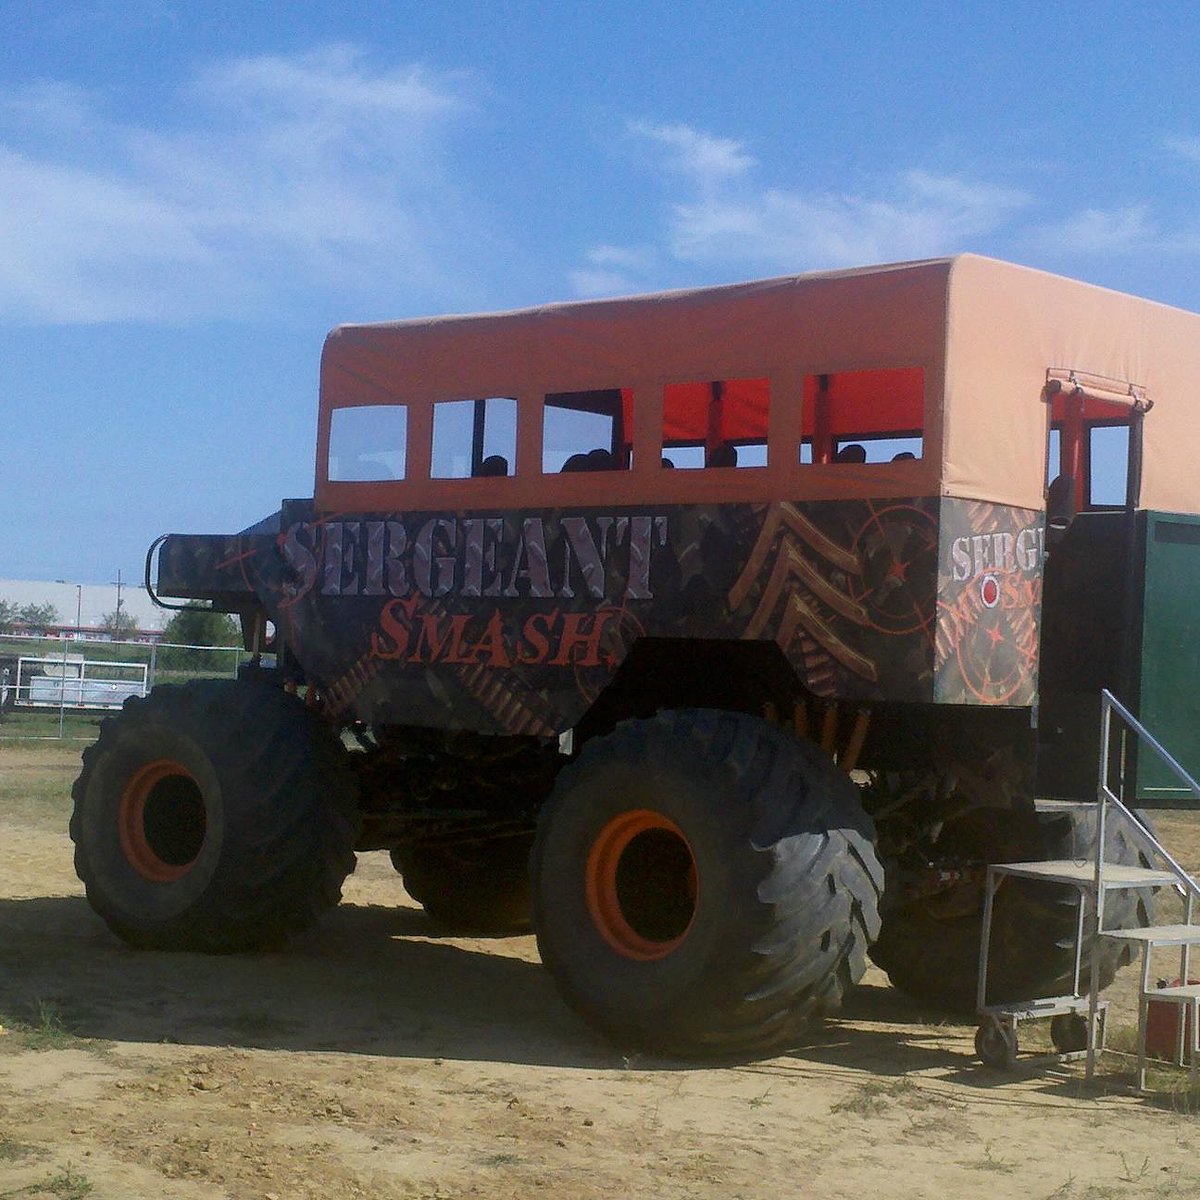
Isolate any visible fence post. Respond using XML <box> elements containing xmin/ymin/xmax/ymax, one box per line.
<box><xmin>58</xmin><ymin>634</ymin><xmax>69</xmax><ymax>739</ymax></box>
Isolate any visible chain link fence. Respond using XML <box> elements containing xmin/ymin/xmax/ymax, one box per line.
<box><xmin>0</xmin><ymin>632</ymin><xmax>264</xmax><ymax>741</ymax></box>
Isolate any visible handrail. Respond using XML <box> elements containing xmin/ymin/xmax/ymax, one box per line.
<box><xmin>1101</xmin><ymin>689</ymin><xmax>1200</xmax><ymax>803</ymax></box>
<box><xmin>1097</xmin><ymin>688</ymin><xmax>1200</xmax><ymax>901</ymax></box>
<box><xmin>144</xmin><ymin>533</ymin><xmax>196</xmax><ymax>612</ymax></box>
<box><xmin>1099</xmin><ymin>786</ymin><xmax>1200</xmax><ymax>905</ymax></box>
<box><xmin>1087</xmin><ymin>688</ymin><xmax>1200</xmax><ymax>1078</ymax></box>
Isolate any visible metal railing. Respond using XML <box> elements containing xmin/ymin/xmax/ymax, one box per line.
<box><xmin>0</xmin><ymin>632</ymin><xmax>258</xmax><ymax>740</ymax></box>
<box><xmin>1086</xmin><ymin>688</ymin><xmax>1200</xmax><ymax>1077</ymax></box>
<box><xmin>15</xmin><ymin>655</ymin><xmax>147</xmax><ymax>710</ymax></box>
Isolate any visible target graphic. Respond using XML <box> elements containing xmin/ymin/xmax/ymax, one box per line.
<box><xmin>847</xmin><ymin>504</ymin><xmax>939</xmax><ymax>637</ymax></box>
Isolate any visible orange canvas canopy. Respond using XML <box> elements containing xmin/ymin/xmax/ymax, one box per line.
<box><xmin>317</xmin><ymin>255</ymin><xmax>1200</xmax><ymax>516</ymax></box>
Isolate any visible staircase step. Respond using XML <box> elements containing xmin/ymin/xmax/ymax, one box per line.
<box><xmin>1145</xmin><ymin>983</ymin><xmax>1200</xmax><ymax>1002</ymax></box>
<box><xmin>1101</xmin><ymin>924</ymin><xmax>1200</xmax><ymax>947</ymax></box>
<box><xmin>1033</xmin><ymin>798</ymin><xmax>1099</xmax><ymax>813</ymax></box>
<box><xmin>991</xmin><ymin>860</ymin><xmax>1178</xmax><ymax>887</ymax></box>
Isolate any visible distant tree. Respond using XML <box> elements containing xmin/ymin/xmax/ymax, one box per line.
<box><xmin>17</xmin><ymin>602</ymin><xmax>58</xmax><ymax>633</ymax></box>
<box><xmin>162</xmin><ymin>603</ymin><xmax>240</xmax><ymax>648</ymax></box>
<box><xmin>100</xmin><ymin>609</ymin><xmax>139</xmax><ymax>640</ymax></box>
<box><xmin>159</xmin><ymin>603</ymin><xmax>241</xmax><ymax>674</ymax></box>
<box><xmin>0</xmin><ymin>599</ymin><xmax>16</xmax><ymax>635</ymax></box>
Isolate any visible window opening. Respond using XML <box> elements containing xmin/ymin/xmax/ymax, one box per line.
<box><xmin>1046</xmin><ymin>427</ymin><xmax>1061</xmax><ymax>487</ymax></box>
<box><xmin>661</xmin><ymin>377</ymin><xmax>769</xmax><ymax>470</ymax></box>
<box><xmin>802</xmin><ymin>367</ymin><xmax>924</xmax><ymax>464</ymax></box>
<box><xmin>833</xmin><ymin>436</ymin><xmax>922</xmax><ymax>463</ymax></box>
<box><xmin>432</xmin><ymin>397</ymin><xmax>517</xmax><ymax>478</ymax></box>
<box><xmin>543</xmin><ymin>389</ymin><xmax>630</xmax><ymax>473</ymax></box>
<box><xmin>1048</xmin><ymin>389</ymin><xmax>1133</xmax><ymax>512</ymax></box>
<box><xmin>328</xmin><ymin>405</ymin><xmax>407</xmax><ymax>481</ymax></box>
<box><xmin>1087</xmin><ymin>423</ymin><xmax>1130</xmax><ymax>508</ymax></box>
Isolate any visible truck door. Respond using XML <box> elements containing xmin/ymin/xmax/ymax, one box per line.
<box><xmin>1035</xmin><ymin>374</ymin><xmax>1148</xmax><ymax>800</ymax></box>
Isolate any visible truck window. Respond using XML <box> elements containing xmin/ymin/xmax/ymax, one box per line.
<box><xmin>1048</xmin><ymin>388</ymin><xmax>1132</xmax><ymax>512</ymax></box>
<box><xmin>661</xmin><ymin>377</ymin><xmax>769</xmax><ymax>470</ymax></box>
<box><xmin>431</xmin><ymin>397</ymin><xmax>516</xmax><ymax>478</ymax></box>
<box><xmin>328</xmin><ymin>405</ymin><xmax>407</xmax><ymax>481</ymax></box>
<box><xmin>1087</xmin><ymin>423</ymin><xmax>1130</xmax><ymax>507</ymax></box>
<box><xmin>543</xmin><ymin>389</ymin><xmax>629</xmax><ymax>473</ymax></box>
<box><xmin>801</xmin><ymin>367</ymin><xmax>924</xmax><ymax>464</ymax></box>
<box><xmin>1046</xmin><ymin>427</ymin><xmax>1061</xmax><ymax>487</ymax></box>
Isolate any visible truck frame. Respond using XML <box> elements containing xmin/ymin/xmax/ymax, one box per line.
<box><xmin>72</xmin><ymin>255</ymin><xmax>1200</xmax><ymax>1055</ymax></box>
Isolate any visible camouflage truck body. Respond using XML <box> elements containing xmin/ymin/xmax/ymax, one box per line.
<box><xmin>159</xmin><ymin>494</ymin><xmax>1042</xmax><ymax>733</ymax></box>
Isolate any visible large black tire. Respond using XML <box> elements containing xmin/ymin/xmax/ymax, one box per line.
<box><xmin>870</xmin><ymin>802</ymin><xmax>1155</xmax><ymax>1012</ymax></box>
<box><xmin>391</xmin><ymin>835</ymin><xmax>534</xmax><ymax>934</ymax></box>
<box><xmin>71</xmin><ymin>679</ymin><xmax>359</xmax><ymax>952</ymax></box>
<box><xmin>531</xmin><ymin>709</ymin><xmax>884</xmax><ymax>1058</ymax></box>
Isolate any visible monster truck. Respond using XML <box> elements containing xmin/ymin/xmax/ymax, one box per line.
<box><xmin>73</xmin><ymin>255</ymin><xmax>1200</xmax><ymax>1056</ymax></box>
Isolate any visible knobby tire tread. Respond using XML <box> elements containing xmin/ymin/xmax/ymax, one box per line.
<box><xmin>532</xmin><ymin>708</ymin><xmax>884</xmax><ymax>1058</ymax></box>
<box><xmin>71</xmin><ymin>679</ymin><xmax>360</xmax><ymax>953</ymax></box>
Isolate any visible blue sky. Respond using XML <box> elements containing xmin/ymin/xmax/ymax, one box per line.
<box><xmin>4</xmin><ymin>1</ymin><xmax>1200</xmax><ymax>588</ymax></box>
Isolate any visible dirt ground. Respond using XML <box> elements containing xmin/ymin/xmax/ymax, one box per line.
<box><xmin>1</xmin><ymin>743</ymin><xmax>1199</xmax><ymax>1200</ymax></box>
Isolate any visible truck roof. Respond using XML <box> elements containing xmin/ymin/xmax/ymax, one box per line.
<box><xmin>317</xmin><ymin>254</ymin><xmax>1200</xmax><ymax>516</ymax></box>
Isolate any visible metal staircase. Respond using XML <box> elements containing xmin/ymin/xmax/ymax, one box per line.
<box><xmin>976</xmin><ymin>690</ymin><xmax>1200</xmax><ymax>1090</ymax></box>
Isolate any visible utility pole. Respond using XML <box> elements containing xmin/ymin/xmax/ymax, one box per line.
<box><xmin>110</xmin><ymin>569</ymin><xmax>125</xmax><ymax>639</ymax></box>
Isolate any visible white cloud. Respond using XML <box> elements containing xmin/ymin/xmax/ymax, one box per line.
<box><xmin>1164</xmin><ymin>136</ymin><xmax>1200</xmax><ymax>166</ymax></box>
<box><xmin>0</xmin><ymin>147</ymin><xmax>216</xmax><ymax>322</ymax></box>
<box><xmin>193</xmin><ymin>45</ymin><xmax>462</xmax><ymax>120</ymax></box>
<box><xmin>676</xmin><ymin>171</ymin><xmax>1030</xmax><ymax>269</ymax></box>
<box><xmin>631</xmin><ymin>121</ymin><xmax>755</xmax><ymax>190</ymax></box>
<box><xmin>570</xmin><ymin>268</ymin><xmax>638</xmax><ymax>298</ymax></box>
<box><xmin>599</xmin><ymin>119</ymin><xmax>1200</xmax><ymax>294</ymax></box>
<box><xmin>1039</xmin><ymin>205</ymin><xmax>1156</xmax><ymax>255</ymax></box>
<box><xmin>604</xmin><ymin>122</ymin><xmax>1031</xmax><ymax>278</ymax></box>
<box><xmin>568</xmin><ymin>243</ymin><xmax>660</xmax><ymax>298</ymax></box>
<box><xmin>0</xmin><ymin>47</ymin><xmax>482</xmax><ymax>324</ymax></box>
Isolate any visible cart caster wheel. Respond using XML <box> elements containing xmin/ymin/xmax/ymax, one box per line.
<box><xmin>1050</xmin><ymin>1012</ymin><xmax>1089</xmax><ymax>1053</ymax></box>
<box><xmin>975</xmin><ymin>1019</ymin><xmax>1017</xmax><ymax>1068</ymax></box>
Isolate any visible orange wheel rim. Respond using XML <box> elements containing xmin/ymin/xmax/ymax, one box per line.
<box><xmin>585</xmin><ymin>809</ymin><xmax>698</xmax><ymax>961</ymax></box>
<box><xmin>118</xmin><ymin>759</ymin><xmax>206</xmax><ymax>882</ymax></box>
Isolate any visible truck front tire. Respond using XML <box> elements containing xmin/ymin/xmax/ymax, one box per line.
<box><xmin>71</xmin><ymin>680</ymin><xmax>359</xmax><ymax>952</ymax></box>
<box><xmin>531</xmin><ymin>709</ymin><xmax>884</xmax><ymax>1057</ymax></box>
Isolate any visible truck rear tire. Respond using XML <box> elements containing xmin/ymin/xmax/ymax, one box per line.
<box><xmin>870</xmin><ymin>803</ymin><xmax>1155</xmax><ymax>1012</ymax></box>
<box><xmin>391</xmin><ymin>835</ymin><xmax>533</xmax><ymax>934</ymax></box>
<box><xmin>71</xmin><ymin>679</ymin><xmax>359</xmax><ymax>952</ymax></box>
<box><xmin>531</xmin><ymin>709</ymin><xmax>884</xmax><ymax>1057</ymax></box>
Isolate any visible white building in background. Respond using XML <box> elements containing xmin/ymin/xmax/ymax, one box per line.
<box><xmin>0</xmin><ymin>578</ymin><xmax>167</xmax><ymax>638</ymax></box>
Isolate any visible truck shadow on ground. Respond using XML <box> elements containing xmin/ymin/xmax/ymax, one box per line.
<box><xmin>0</xmin><ymin>895</ymin><xmax>970</xmax><ymax>1076</ymax></box>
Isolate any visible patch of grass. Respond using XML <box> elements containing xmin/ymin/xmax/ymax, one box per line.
<box><xmin>23</xmin><ymin>1002</ymin><xmax>75</xmax><ymax>1052</ymax></box>
<box><xmin>1152</xmin><ymin>1078</ymin><xmax>1200</xmax><ymax>1117</ymax></box>
<box><xmin>965</xmin><ymin>1142</ymin><xmax>1016</xmax><ymax>1174</ymax></box>
<box><xmin>0</xmin><ymin>1001</ymin><xmax>97</xmax><ymax>1055</ymax></box>
<box><xmin>831</xmin><ymin>1077</ymin><xmax>917</xmax><ymax>1116</ymax></box>
<box><xmin>747</xmin><ymin>1087</ymin><xmax>772</xmax><ymax>1109</ymax></box>
<box><xmin>0</xmin><ymin>1162</ymin><xmax>93</xmax><ymax>1200</ymax></box>
<box><xmin>1118</xmin><ymin>1152</ymin><xmax>1151</xmax><ymax>1183</ymax></box>
<box><xmin>0</xmin><ymin>1136</ymin><xmax>35</xmax><ymax>1162</ymax></box>
<box><xmin>1087</xmin><ymin>1021</ymin><xmax>1200</xmax><ymax>1113</ymax></box>
<box><xmin>901</xmin><ymin>1110</ymin><xmax>972</xmax><ymax>1141</ymax></box>
<box><xmin>481</xmin><ymin>1152</ymin><xmax>521</xmax><ymax>1167</ymax></box>
<box><xmin>1042</xmin><ymin>1176</ymin><xmax>1075</xmax><ymax>1199</ymax></box>
<box><xmin>0</xmin><ymin>711</ymin><xmax>101</xmax><ymax>743</ymax></box>
<box><xmin>41</xmin><ymin>1165</ymin><xmax>94</xmax><ymax>1200</ymax></box>
<box><xmin>0</xmin><ymin>740</ymin><xmax>82</xmax><ymax>831</ymax></box>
